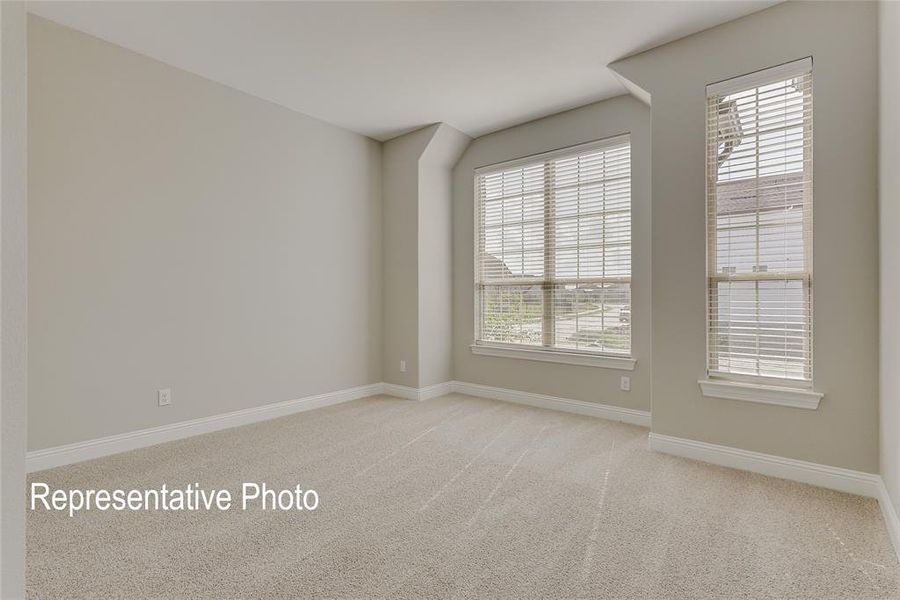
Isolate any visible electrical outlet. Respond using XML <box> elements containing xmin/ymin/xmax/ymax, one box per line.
<box><xmin>399</xmin><ymin>360</ymin><xmax>407</xmax><ymax>373</ymax></box>
<box><xmin>619</xmin><ymin>376</ymin><xmax>631</xmax><ymax>392</ymax></box>
<box><xmin>158</xmin><ymin>388</ymin><xmax>172</xmax><ymax>406</ymax></box>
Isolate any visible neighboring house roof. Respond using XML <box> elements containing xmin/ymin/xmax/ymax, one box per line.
<box><xmin>716</xmin><ymin>171</ymin><xmax>806</xmax><ymax>215</ymax></box>
<box><xmin>482</xmin><ymin>254</ymin><xmax>514</xmax><ymax>279</ymax></box>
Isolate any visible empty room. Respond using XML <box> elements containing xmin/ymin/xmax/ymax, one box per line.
<box><xmin>2</xmin><ymin>0</ymin><xmax>900</xmax><ymax>598</ymax></box>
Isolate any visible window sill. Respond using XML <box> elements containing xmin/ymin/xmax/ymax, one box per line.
<box><xmin>698</xmin><ymin>379</ymin><xmax>822</xmax><ymax>410</ymax></box>
<box><xmin>470</xmin><ymin>344</ymin><xmax>636</xmax><ymax>370</ymax></box>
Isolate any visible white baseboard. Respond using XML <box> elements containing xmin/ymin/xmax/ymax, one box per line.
<box><xmin>380</xmin><ymin>380</ymin><xmax>649</xmax><ymax>426</ymax></box>
<box><xmin>29</xmin><ymin>379</ymin><xmax>646</xmax><ymax>472</ymax></box>
<box><xmin>26</xmin><ymin>382</ymin><xmax>383</xmax><ymax>473</ymax></box>
<box><xmin>381</xmin><ymin>381</ymin><xmax>452</xmax><ymax>401</ymax></box>
<box><xmin>419</xmin><ymin>381</ymin><xmax>453</xmax><ymax>401</ymax></box>
<box><xmin>648</xmin><ymin>432</ymin><xmax>881</xmax><ymax>498</ymax></box>
<box><xmin>449</xmin><ymin>380</ymin><xmax>651</xmax><ymax>427</ymax></box>
<box><xmin>877</xmin><ymin>479</ymin><xmax>900</xmax><ymax>562</ymax></box>
<box><xmin>381</xmin><ymin>383</ymin><xmax>419</xmax><ymax>400</ymax></box>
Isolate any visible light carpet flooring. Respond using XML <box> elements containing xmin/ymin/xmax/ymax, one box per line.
<box><xmin>27</xmin><ymin>393</ymin><xmax>900</xmax><ymax>599</ymax></box>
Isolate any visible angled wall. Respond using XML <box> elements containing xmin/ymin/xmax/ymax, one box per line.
<box><xmin>383</xmin><ymin>123</ymin><xmax>470</xmax><ymax>388</ymax></box>
<box><xmin>382</xmin><ymin>126</ymin><xmax>436</xmax><ymax>387</ymax></box>
<box><xmin>418</xmin><ymin>125</ymin><xmax>470</xmax><ymax>388</ymax></box>
<box><xmin>611</xmin><ymin>1</ymin><xmax>879</xmax><ymax>471</ymax></box>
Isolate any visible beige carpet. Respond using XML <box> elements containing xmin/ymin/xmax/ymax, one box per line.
<box><xmin>27</xmin><ymin>393</ymin><xmax>900</xmax><ymax>599</ymax></box>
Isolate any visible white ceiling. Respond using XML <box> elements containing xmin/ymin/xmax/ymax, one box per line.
<box><xmin>28</xmin><ymin>1</ymin><xmax>779</xmax><ymax>141</ymax></box>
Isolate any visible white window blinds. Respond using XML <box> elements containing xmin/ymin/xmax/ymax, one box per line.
<box><xmin>475</xmin><ymin>136</ymin><xmax>631</xmax><ymax>356</ymax></box>
<box><xmin>706</xmin><ymin>58</ymin><xmax>813</xmax><ymax>384</ymax></box>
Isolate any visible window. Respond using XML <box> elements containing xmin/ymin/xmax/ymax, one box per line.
<box><xmin>706</xmin><ymin>58</ymin><xmax>813</xmax><ymax>386</ymax></box>
<box><xmin>474</xmin><ymin>136</ymin><xmax>631</xmax><ymax>360</ymax></box>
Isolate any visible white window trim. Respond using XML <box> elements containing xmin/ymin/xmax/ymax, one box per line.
<box><xmin>698</xmin><ymin>378</ymin><xmax>822</xmax><ymax>410</ymax></box>
<box><xmin>474</xmin><ymin>134</ymin><xmax>630</xmax><ymax>176</ymax></box>
<box><xmin>707</xmin><ymin>57</ymin><xmax>812</xmax><ymax>97</ymax></box>
<box><xmin>471</xmin><ymin>343</ymin><xmax>636</xmax><ymax>370</ymax></box>
<box><xmin>704</xmin><ymin>57</ymin><xmax>815</xmax><ymax>388</ymax></box>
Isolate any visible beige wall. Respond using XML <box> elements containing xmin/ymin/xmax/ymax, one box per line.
<box><xmin>1</xmin><ymin>3</ymin><xmax>28</xmax><ymax>596</ymax></box>
<box><xmin>452</xmin><ymin>95</ymin><xmax>651</xmax><ymax>411</ymax></box>
<box><xmin>880</xmin><ymin>0</ymin><xmax>900</xmax><ymax>514</ymax></box>
<box><xmin>28</xmin><ymin>17</ymin><xmax>383</xmax><ymax>450</ymax></box>
<box><xmin>611</xmin><ymin>1</ymin><xmax>879</xmax><ymax>472</ymax></box>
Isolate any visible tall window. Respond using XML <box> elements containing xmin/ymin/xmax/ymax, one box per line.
<box><xmin>474</xmin><ymin>136</ymin><xmax>631</xmax><ymax>356</ymax></box>
<box><xmin>706</xmin><ymin>58</ymin><xmax>813</xmax><ymax>385</ymax></box>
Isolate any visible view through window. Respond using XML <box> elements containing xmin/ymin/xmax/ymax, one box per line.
<box><xmin>474</xmin><ymin>136</ymin><xmax>632</xmax><ymax>356</ymax></box>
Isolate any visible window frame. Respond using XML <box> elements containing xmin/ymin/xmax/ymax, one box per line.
<box><xmin>704</xmin><ymin>57</ymin><xmax>816</xmax><ymax>393</ymax></box>
<box><xmin>472</xmin><ymin>135</ymin><xmax>633</xmax><ymax>367</ymax></box>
